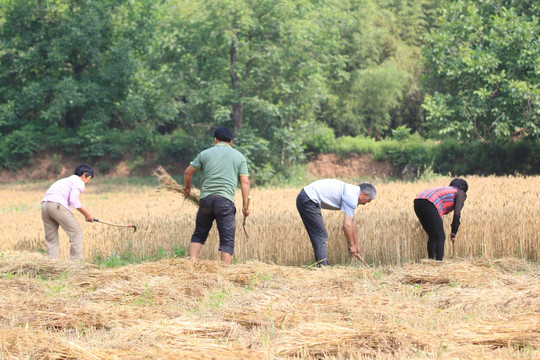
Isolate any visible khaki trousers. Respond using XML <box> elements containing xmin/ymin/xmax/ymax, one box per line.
<box><xmin>41</xmin><ymin>202</ymin><xmax>83</xmax><ymax>260</ymax></box>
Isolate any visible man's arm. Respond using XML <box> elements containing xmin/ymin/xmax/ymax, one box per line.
<box><xmin>451</xmin><ymin>190</ymin><xmax>467</xmax><ymax>241</ymax></box>
<box><xmin>342</xmin><ymin>215</ymin><xmax>359</xmax><ymax>254</ymax></box>
<box><xmin>239</xmin><ymin>175</ymin><xmax>250</xmax><ymax>217</ymax></box>
<box><xmin>76</xmin><ymin>206</ymin><xmax>93</xmax><ymax>222</ymax></box>
<box><xmin>343</xmin><ymin>214</ymin><xmax>368</xmax><ymax>265</ymax></box>
<box><xmin>183</xmin><ymin>165</ymin><xmax>197</xmax><ymax>195</ymax></box>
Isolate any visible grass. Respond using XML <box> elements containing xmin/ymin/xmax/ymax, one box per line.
<box><xmin>92</xmin><ymin>243</ymin><xmax>187</xmax><ymax>268</ymax></box>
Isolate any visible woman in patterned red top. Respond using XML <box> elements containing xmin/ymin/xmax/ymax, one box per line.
<box><xmin>414</xmin><ymin>178</ymin><xmax>468</xmax><ymax>260</ymax></box>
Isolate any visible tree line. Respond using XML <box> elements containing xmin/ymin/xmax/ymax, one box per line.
<box><xmin>0</xmin><ymin>0</ymin><xmax>538</xmax><ymax>181</ymax></box>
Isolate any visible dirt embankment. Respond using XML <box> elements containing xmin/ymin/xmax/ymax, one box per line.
<box><xmin>0</xmin><ymin>155</ymin><xmax>131</xmax><ymax>183</ymax></box>
<box><xmin>308</xmin><ymin>153</ymin><xmax>393</xmax><ymax>179</ymax></box>
<box><xmin>0</xmin><ymin>153</ymin><xmax>393</xmax><ymax>183</ymax></box>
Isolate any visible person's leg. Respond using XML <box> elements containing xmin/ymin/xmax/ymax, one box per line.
<box><xmin>431</xmin><ymin>216</ymin><xmax>446</xmax><ymax>261</ymax></box>
<box><xmin>42</xmin><ymin>202</ymin><xmax>60</xmax><ymax>259</ymax></box>
<box><xmin>59</xmin><ymin>210</ymin><xmax>82</xmax><ymax>261</ymax></box>
<box><xmin>54</xmin><ymin>206</ymin><xmax>83</xmax><ymax>261</ymax></box>
<box><xmin>220</xmin><ymin>251</ymin><xmax>233</xmax><ymax>264</ymax></box>
<box><xmin>414</xmin><ymin>199</ymin><xmax>435</xmax><ymax>259</ymax></box>
<box><xmin>214</xmin><ymin>196</ymin><xmax>236</xmax><ymax>264</ymax></box>
<box><xmin>414</xmin><ymin>199</ymin><xmax>444</xmax><ymax>260</ymax></box>
<box><xmin>427</xmin><ymin>235</ymin><xmax>437</xmax><ymax>260</ymax></box>
<box><xmin>189</xmin><ymin>243</ymin><xmax>203</xmax><ymax>261</ymax></box>
<box><xmin>414</xmin><ymin>199</ymin><xmax>431</xmax><ymax>234</ymax></box>
<box><xmin>297</xmin><ymin>190</ymin><xmax>329</xmax><ymax>266</ymax></box>
<box><xmin>190</xmin><ymin>197</ymin><xmax>214</xmax><ymax>261</ymax></box>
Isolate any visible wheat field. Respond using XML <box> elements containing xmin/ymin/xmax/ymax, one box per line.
<box><xmin>1</xmin><ymin>175</ymin><xmax>539</xmax><ymax>359</ymax></box>
<box><xmin>0</xmin><ymin>175</ymin><xmax>538</xmax><ymax>265</ymax></box>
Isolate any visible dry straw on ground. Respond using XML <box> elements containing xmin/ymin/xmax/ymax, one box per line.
<box><xmin>0</xmin><ymin>251</ymin><xmax>538</xmax><ymax>359</ymax></box>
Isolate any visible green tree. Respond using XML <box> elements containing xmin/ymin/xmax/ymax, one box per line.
<box><xmin>157</xmin><ymin>0</ymin><xmax>344</xmax><ymax>178</ymax></box>
<box><xmin>422</xmin><ymin>0</ymin><xmax>540</xmax><ymax>142</ymax></box>
<box><xmin>325</xmin><ymin>0</ymin><xmax>438</xmax><ymax>138</ymax></box>
<box><xmin>0</xmin><ymin>0</ymin><xmax>158</xmax><ymax>164</ymax></box>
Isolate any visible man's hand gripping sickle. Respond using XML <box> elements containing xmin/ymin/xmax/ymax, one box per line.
<box><xmin>349</xmin><ymin>245</ymin><xmax>368</xmax><ymax>266</ymax></box>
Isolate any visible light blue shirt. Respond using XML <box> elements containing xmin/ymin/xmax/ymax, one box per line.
<box><xmin>303</xmin><ymin>179</ymin><xmax>360</xmax><ymax>218</ymax></box>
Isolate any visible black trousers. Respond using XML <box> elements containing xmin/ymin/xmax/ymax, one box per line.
<box><xmin>296</xmin><ymin>189</ymin><xmax>329</xmax><ymax>266</ymax></box>
<box><xmin>191</xmin><ymin>195</ymin><xmax>236</xmax><ymax>255</ymax></box>
<box><xmin>414</xmin><ymin>199</ymin><xmax>445</xmax><ymax>260</ymax></box>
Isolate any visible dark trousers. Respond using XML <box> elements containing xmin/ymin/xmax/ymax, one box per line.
<box><xmin>191</xmin><ymin>195</ymin><xmax>236</xmax><ymax>255</ymax></box>
<box><xmin>296</xmin><ymin>189</ymin><xmax>329</xmax><ymax>266</ymax></box>
<box><xmin>414</xmin><ymin>199</ymin><xmax>445</xmax><ymax>260</ymax></box>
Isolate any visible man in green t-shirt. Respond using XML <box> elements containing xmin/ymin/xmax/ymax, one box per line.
<box><xmin>183</xmin><ymin>127</ymin><xmax>250</xmax><ymax>264</ymax></box>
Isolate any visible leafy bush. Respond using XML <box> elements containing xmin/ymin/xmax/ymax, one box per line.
<box><xmin>302</xmin><ymin>122</ymin><xmax>335</xmax><ymax>154</ymax></box>
<box><xmin>328</xmin><ymin>134</ymin><xmax>539</xmax><ymax>176</ymax></box>
<box><xmin>234</xmin><ymin>131</ymin><xmax>275</xmax><ymax>185</ymax></box>
<box><xmin>433</xmin><ymin>140</ymin><xmax>540</xmax><ymax>175</ymax></box>
<box><xmin>0</xmin><ymin>126</ymin><xmax>40</xmax><ymax>169</ymax></box>
<box><xmin>157</xmin><ymin>128</ymin><xmax>204</xmax><ymax>165</ymax></box>
<box><xmin>93</xmin><ymin>244</ymin><xmax>187</xmax><ymax>268</ymax></box>
<box><xmin>329</xmin><ymin>136</ymin><xmax>377</xmax><ymax>155</ymax></box>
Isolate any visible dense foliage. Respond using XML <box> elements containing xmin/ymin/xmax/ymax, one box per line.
<box><xmin>326</xmin><ymin>133</ymin><xmax>540</xmax><ymax>176</ymax></box>
<box><xmin>0</xmin><ymin>0</ymin><xmax>538</xmax><ymax>180</ymax></box>
<box><xmin>422</xmin><ymin>0</ymin><xmax>539</xmax><ymax>142</ymax></box>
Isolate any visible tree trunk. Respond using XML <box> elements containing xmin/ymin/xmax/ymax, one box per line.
<box><xmin>229</xmin><ymin>33</ymin><xmax>253</xmax><ymax>133</ymax></box>
<box><xmin>232</xmin><ymin>103</ymin><xmax>243</xmax><ymax>133</ymax></box>
<box><xmin>230</xmin><ymin>40</ymin><xmax>242</xmax><ymax>132</ymax></box>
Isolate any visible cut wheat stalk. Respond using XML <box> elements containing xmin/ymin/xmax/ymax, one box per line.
<box><xmin>153</xmin><ymin>165</ymin><xmax>200</xmax><ymax>206</ymax></box>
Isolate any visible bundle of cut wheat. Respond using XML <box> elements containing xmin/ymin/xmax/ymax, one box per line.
<box><xmin>153</xmin><ymin>165</ymin><xmax>200</xmax><ymax>206</ymax></box>
<box><xmin>448</xmin><ymin>313</ymin><xmax>540</xmax><ymax>349</ymax></box>
<box><xmin>0</xmin><ymin>251</ymin><xmax>95</xmax><ymax>279</ymax></box>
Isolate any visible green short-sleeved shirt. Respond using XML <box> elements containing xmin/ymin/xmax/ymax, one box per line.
<box><xmin>190</xmin><ymin>143</ymin><xmax>249</xmax><ymax>203</ymax></box>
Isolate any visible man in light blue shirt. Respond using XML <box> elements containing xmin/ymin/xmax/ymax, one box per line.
<box><xmin>297</xmin><ymin>179</ymin><xmax>377</xmax><ymax>266</ymax></box>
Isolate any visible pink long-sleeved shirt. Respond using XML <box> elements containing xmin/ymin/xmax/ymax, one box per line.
<box><xmin>41</xmin><ymin>175</ymin><xmax>86</xmax><ymax>212</ymax></box>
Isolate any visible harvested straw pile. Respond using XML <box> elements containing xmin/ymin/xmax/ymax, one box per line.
<box><xmin>153</xmin><ymin>165</ymin><xmax>200</xmax><ymax>206</ymax></box>
<box><xmin>0</xmin><ymin>327</ymin><xmax>113</xmax><ymax>360</ymax></box>
<box><xmin>275</xmin><ymin>323</ymin><xmax>427</xmax><ymax>358</ymax></box>
<box><xmin>108</xmin><ymin>318</ymin><xmax>265</xmax><ymax>359</ymax></box>
<box><xmin>0</xmin><ymin>326</ymin><xmax>261</xmax><ymax>360</ymax></box>
<box><xmin>0</xmin><ymin>251</ymin><xmax>95</xmax><ymax>279</ymax></box>
<box><xmin>449</xmin><ymin>313</ymin><xmax>540</xmax><ymax>349</ymax></box>
<box><xmin>1</xmin><ymin>252</ymin><xmax>538</xmax><ymax>359</ymax></box>
<box><xmin>390</xmin><ymin>258</ymin><xmax>517</xmax><ymax>288</ymax></box>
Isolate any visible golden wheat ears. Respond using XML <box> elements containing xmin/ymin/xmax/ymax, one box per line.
<box><xmin>153</xmin><ymin>165</ymin><xmax>200</xmax><ymax>206</ymax></box>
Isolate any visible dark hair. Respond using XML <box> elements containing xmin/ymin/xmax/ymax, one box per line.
<box><xmin>449</xmin><ymin>178</ymin><xmax>468</xmax><ymax>193</ymax></box>
<box><xmin>74</xmin><ymin>164</ymin><xmax>94</xmax><ymax>178</ymax></box>
<box><xmin>214</xmin><ymin>127</ymin><xmax>233</xmax><ymax>142</ymax></box>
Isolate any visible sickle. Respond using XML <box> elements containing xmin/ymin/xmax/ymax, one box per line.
<box><xmin>94</xmin><ymin>219</ymin><xmax>137</xmax><ymax>232</ymax></box>
<box><xmin>242</xmin><ymin>196</ymin><xmax>251</xmax><ymax>239</ymax></box>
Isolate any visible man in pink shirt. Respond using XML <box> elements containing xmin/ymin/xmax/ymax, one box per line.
<box><xmin>41</xmin><ymin>164</ymin><xmax>94</xmax><ymax>260</ymax></box>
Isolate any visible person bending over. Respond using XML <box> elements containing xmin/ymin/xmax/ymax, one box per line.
<box><xmin>296</xmin><ymin>179</ymin><xmax>377</xmax><ymax>266</ymax></box>
<box><xmin>413</xmin><ymin>178</ymin><xmax>468</xmax><ymax>261</ymax></box>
